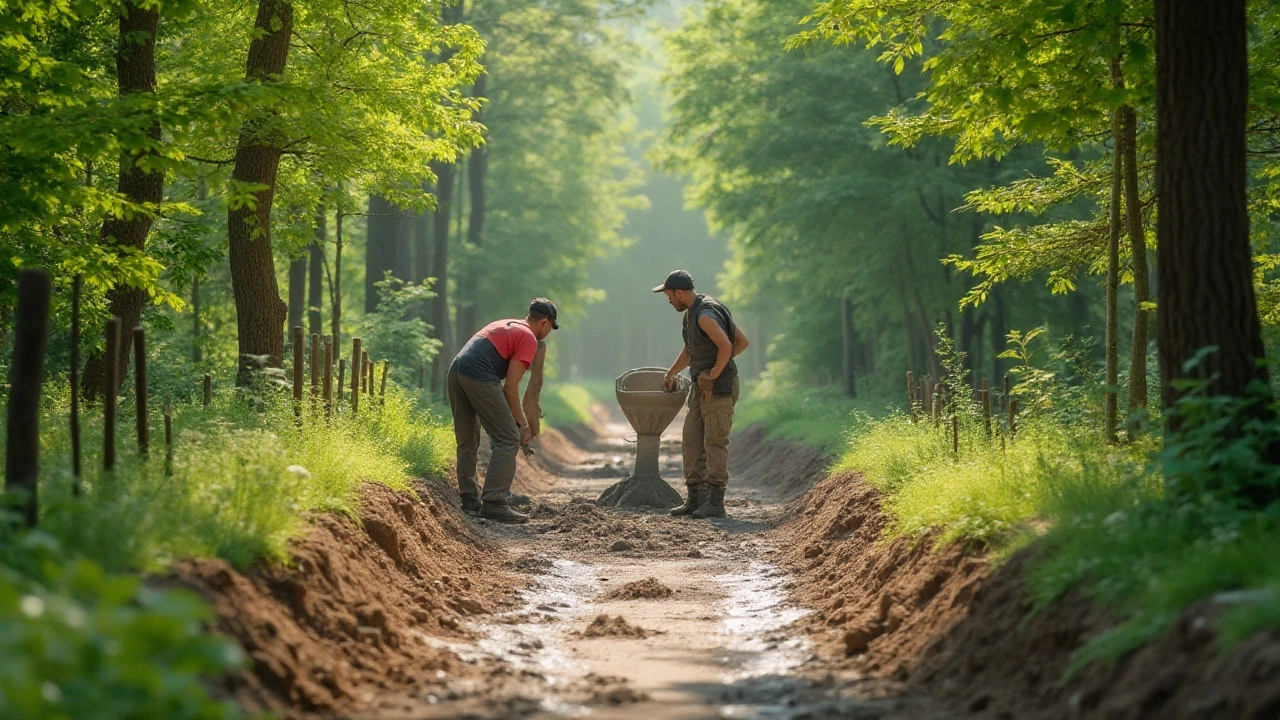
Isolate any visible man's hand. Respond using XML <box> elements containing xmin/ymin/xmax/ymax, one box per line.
<box><xmin>527</xmin><ymin>409</ymin><xmax>542</xmax><ymax>439</ymax></box>
<box><xmin>664</xmin><ymin>370</ymin><xmax>679</xmax><ymax>393</ymax></box>
<box><xmin>697</xmin><ymin>373</ymin><xmax>715</xmax><ymax>399</ymax></box>
<box><xmin>519</xmin><ymin>422</ymin><xmax>533</xmax><ymax>446</ymax></box>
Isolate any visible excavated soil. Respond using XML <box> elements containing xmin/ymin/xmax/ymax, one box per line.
<box><xmin>604</xmin><ymin>577</ymin><xmax>673</xmax><ymax>600</ymax></box>
<box><xmin>578</xmin><ymin>614</ymin><xmax>658</xmax><ymax>639</ymax></box>
<box><xmin>778</xmin><ymin>469</ymin><xmax>1280</xmax><ymax>719</ymax></box>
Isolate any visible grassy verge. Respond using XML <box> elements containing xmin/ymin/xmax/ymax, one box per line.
<box><xmin>734</xmin><ymin>377</ymin><xmax>871</xmax><ymax>450</ymax></box>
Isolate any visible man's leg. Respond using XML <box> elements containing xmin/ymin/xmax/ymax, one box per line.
<box><xmin>456</xmin><ymin>374</ymin><xmax>525</xmax><ymax>521</ymax></box>
<box><xmin>447</xmin><ymin>365</ymin><xmax>483</xmax><ymax>510</ymax></box>
<box><xmin>674</xmin><ymin>386</ymin><xmax>710</xmax><ymax>516</ymax></box>
<box><xmin>693</xmin><ymin>378</ymin><xmax>738</xmax><ymax>519</ymax></box>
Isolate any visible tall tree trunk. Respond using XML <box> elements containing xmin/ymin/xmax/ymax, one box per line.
<box><xmin>227</xmin><ymin>0</ymin><xmax>293</xmax><ymax>384</ymax></box>
<box><xmin>309</xmin><ymin>209</ymin><xmax>324</xmax><ymax>338</ymax></box>
<box><xmin>841</xmin><ymin>297</ymin><xmax>857</xmax><ymax>398</ymax></box>
<box><xmin>365</xmin><ymin>195</ymin><xmax>397</xmax><ymax>312</ymax></box>
<box><xmin>1121</xmin><ymin>103</ymin><xmax>1152</xmax><ymax>435</ymax></box>
<box><xmin>81</xmin><ymin>1</ymin><xmax>162</xmax><ymax>400</ymax></box>
<box><xmin>330</xmin><ymin>208</ymin><xmax>344</xmax><ymax>343</ymax></box>
<box><xmin>1155</xmin><ymin>0</ymin><xmax>1271</xmax><ymax>438</ymax></box>
<box><xmin>457</xmin><ymin>74</ymin><xmax>489</xmax><ymax>341</ymax></box>
<box><xmin>1104</xmin><ymin>58</ymin><xmax>1123</xmax><ymax>443</ymax></box>
<box><xmin>412</xmin><ymin>187</ymin><xmax>432</xmax><ymax>321</ymax></box>
<box><xmin>430</xmin><ymin>160</ymin><xmax>457</xmax><ymax>389</ymax></box>
<box><xmin>394</xmin><ymin>205</ymin><xmax>413</xmax><ymax>283</ymax></box>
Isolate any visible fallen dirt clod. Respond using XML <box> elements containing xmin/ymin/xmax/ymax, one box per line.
<box><xmin>605</xmin><ymin>577</ymin><xmax>673</xmax><ymax>600</ymax></box>
<box><xmin>578</xmin><ymin>614</ymin><xmax>657</xmax><ymax>638</ymax></box>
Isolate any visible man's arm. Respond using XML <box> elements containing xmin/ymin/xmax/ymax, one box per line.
<box><xmin>522</xmin><ymin>341</ymin><xmax>547</xmax><ymax>438</ymax></box>
<box><xmin>698</xmin><ymin>314</ymin><xmax>734</xmax><ymax>379</ymax></box>
<box><xmin>731</xmin><ymin>326</ymin><xmax>750</xmax><ymax>358</ymax></box>
<box><xmin>504</xmin><ymin>360</ymin><xmax>532</xmax><ymax>444</ymax></box>
<box><xmin>665</xmin><ymin>347</ymin><xmax>691</xmax><ymax>392</ymax></box>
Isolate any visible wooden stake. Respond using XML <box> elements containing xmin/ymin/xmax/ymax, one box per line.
<box><xmin>291</xmin><ymin>326</ymin><xmax>304</xmax><ymax>403</ymax></box>
<box><xmin>310</xmin><ymin>332</ymin><xmax>320</xmax><ymax>397</ymax></box>
<box><xmin>5</xmin><ymin>269</ymin><xmax>51</xmax><ymax>527</ymax></box>
<box><xmin>104</xmin><ymin>317</ymin><xmax>120</xmax><ymax>471</ymax></box>
<box><xmin>338</xmin><ymin>358</ymin><xmax>346</xmax><ymax>403</ymax></box>
<box><xmin>951</xmin><ymin>414</ymin><xmax>959</xmax><ymax>457</ymax></box>
<box><xmin>323</xmin><ymin>341</ymin><xmax>333</xmax><ymax>417</ymax></box>
<box><xmin>351</xmin><ymin>338</ymin><xmax>362</xmax><ymax>415</ymax></box>
<box><xmin>1008</xmin><ymin>398</ymin><xmax>1018</xmax><ymax>439</ymax></box>
<box><xmin>906</xmin><ymin>371</ymin><xmax>916</xmax><ymax>420</ymax></box>
<box><xmin>932</xmin><ymin>384</ymin><xmax>941</xmax><ymax>426</ymax></box>
<box><xmin>1003</xmin><ymin>373</ymin><xmax>1011</xmax><ymax>413</ymax></box>
<box><xmin>70</xmin><ymin>274</ymin><xmax>82</xmax><ymax>493</ymax></box>
<box><xmin>379</xmin><ymin>360</ymin><xmax>390</xmax><ymax>404</ymax></box>
<box><xmin>981</xmin><ymin>380</ymin><xmax>991</xmax><ymax>438</ymax></box>
<box><xmin>203</xmin><ymin>373</ymin><xmax>212</xmax><ymax>408</ymax></box>
<box><xmin>163</xmin><ymin>399</ymin><xmax>173</xmax><ymax>476</ymax></box>
<box><xmin>133</xmin><ymin>326</ymin><xmax>148</xmax><ymax>456</ymax></box>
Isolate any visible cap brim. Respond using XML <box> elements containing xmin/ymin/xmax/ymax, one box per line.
<box><xmin>652</xmin><ymin>284</ymin><xmax>667</xmax><ymax>293</ymax></box>
<box><xmin>552</xmin><ymin>320</ymin><xmax>561</xmax><ymax>329</ymax></box>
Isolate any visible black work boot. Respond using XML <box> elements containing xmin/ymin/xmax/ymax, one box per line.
<box><xmin>670</xmin><ymin>483</ymin><xmax>707</xmax><ymax>516</ymax></box>
<box><xmin>460</xmin><ymin>494</ymin><xmax>483</xmax><ymax>514</ymax></box>
<box><xmin>692</xmin><ymin>485</ymin><xmax>726</xmax><ymax>519</ymax></box>
<box><xmin>480</xmin><ymin>500</ymin><xmax>529</xmax><ymax>524</ymax></box>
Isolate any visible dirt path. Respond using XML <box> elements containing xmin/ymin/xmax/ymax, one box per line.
<box><xmin>358</xmin><ymin>415</ymin><xmax>933</xmax><ymax>720</ymax></box>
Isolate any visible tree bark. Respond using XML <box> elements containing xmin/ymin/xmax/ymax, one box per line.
<box><xmin>430</xmin><ymin>160</ymin><xmax>456</xmax><ymax>387</ymax></box>
<box><xmin>1155</xmin><ymin>0</ymin><xmax>1270</xmax><ymax>430</ymax></box>
<box><xmin>366</xmin><ymin>194</ymin><xmax>397</xmax><ymax>312</ymax></box>
<box><xmin>330</xmin><ymin>207</ymin><xmax>344</xmax><ymax>343</ymax></box>
<box><xmin>310</xmin><ymin>209</ymin><xmax>324</xmax><ymax>338</ymax></box>
<box><xmin>1121</xmin><ymin>103</ymin><xmax>1152</xmax><ymax>434</ymax></box>
<box><xmin>394</xmin><ymin>205</ymin><xmax>413</xmax><ymax>283</ymax></box>
<box><xmin>81</xmin><ymin>1</ymin><xmax>162</xmax><ymax>400</ymax></box>
<box><xmin>1104</xmin><ymin>59</ymin><xmax>1123</xmax><ymax>443</ymax></box>
<box><xmin>457</xmin><ymin>74</ymin><xmax>489</xmax><ymax>341</ymax></box>
<box><xmin>227</xmin><ymin>0</ymin><xmax>293</xmax><ymax>385</ymax></box>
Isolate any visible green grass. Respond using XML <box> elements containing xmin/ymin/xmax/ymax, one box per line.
<box><xmin>734</xmin><ymin>382</ymin><xmax>871</xmax><ymax>449</ymax></box>
<box><xmin>13</xmin><ymin>380</ymin><xmax>452</xmax><ymax>572</ymax></box>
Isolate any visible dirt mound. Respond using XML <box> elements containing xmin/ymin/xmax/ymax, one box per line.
<box><xmin>778</xmin><ymin>470</ymin><xmax>1280</xmax><ymax>719</ymax></box>
<box><xmin>578</xmin><ymin>614</ymin><xmax>655</xmax><ymax>639</ymax></box>
<box><xmin>536</xmin><ymin>501</ymin><xmax>722</xmax><ymax>554</ymax></box>
<box><xmin>606</xmin><ymin>578</ymin><xmax>674</xmax><ymax>600</ymax></box>
<box><xmin>175</xmin><ymin>480</ymin><xmax>519</xmax><ymax>719</ymax></box>
<box><xmin>730</xmin><ymin>424</ymin><xmax>830</xmax><ymax>502</ymax></box>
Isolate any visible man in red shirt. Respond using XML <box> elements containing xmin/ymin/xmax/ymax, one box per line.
<box><xmin>447</xmin><ymin>298</ymin><xmax>559</xmax><ymax>523</ymax></box>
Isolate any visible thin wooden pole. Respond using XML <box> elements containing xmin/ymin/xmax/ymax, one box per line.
<box><xmin>1008</xmin><ymin>398</ymin><xmax>1019</xmax><ymax>439</ymax></box>
<box><xmin>338</xmin><ymin>358</ymin><xmax>346</xmax><ymax>403</ymax></box>
<box><xmin>70</xmin><ymin>274</ymin><xmax>82</xmax><ymax>493</ymax></box>
<box><xmin>133</xmin><ymin>326</ymin><xmax>148</xmax><ymax>456</ymax></box>
<box><xmin>291</xmin><ymin>326</ymin><xmax>304</xmax><ymax>425</ymax></box>
<box><xmin>323</xmin><ymin>341</ymin><xmax>333</xmax><ymax>417</ymax></box>
<box><xmin>981</xmin><ymin>379</ymin><xmax>991</xmax><ymax>438</ymax></box>
<box><xmin>351</xmin><ymin>338</ymin><xmax>363</xmax><ymax>415</ymax></box>
<box><xmin>379</xmin><ymin>360</ymin><xmax>390</xmax><ymax>404</ymax></box>
<box><xmin>310</xmin><ymin>332</ymin><xmax>320</xmax><ymax>397</ymax></box>
<box><xmin>951</xmin><ymin>414</ymin><xmax>959</xmax><ymax>457</ymax></box>
<box><xmin>906</xmin><ymin>371</ymin><xmax>916</xmax><ymax>421</ymax></box>
<box><xmin>1003</xmin><ymin>373</ymin><xmax>1011</xmax><ymax>413</ymax></box>
<box><xmin>6</xmin><ymin>269</ymin><xmax>52</xmax><ymax>527</ymax></box>
<box><xmin>364</xmin><ymin>351</ymin><xmax>372</xmax><ymax>395</ymax></box>
<box><xmin>104</xmin><ymin>317</ymin><xmax>120</xmax><ymax>471</ymax></box>
<box><xmin>203</xmin><ymin>373</ymin><xmax>212</xmax><ymax>408</ymax></box>
<box><xmin>163</xmin><ymin>399</ymin><xmax>173</xmax><ymax>476</ymax></box>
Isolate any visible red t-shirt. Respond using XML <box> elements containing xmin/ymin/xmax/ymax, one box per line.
<box><xmin>456</xmin><ymin>319</ymin><xmax>538</xmax><ymax>381</ymax></box>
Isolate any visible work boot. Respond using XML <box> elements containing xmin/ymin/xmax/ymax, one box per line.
<box><xmin>670</xmin><ymin>483</ymin><xmax>707</xmax><ymax>516</ymax></box>
<box><xmin>691</xmin><ymin>486</ymin><xmax>726</xmax><ymax>519</ymax></box>
<box><xmin>460</xmin><ymin>494</ymin><xmax>483</xmax><ymax>514</ymax></box>
<box><xmin>480</xmin><ymin>500</ymin><xmax>529</xmax><ymax>524</ymax></box>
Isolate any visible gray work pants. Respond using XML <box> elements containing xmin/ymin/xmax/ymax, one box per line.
<box><xmin>447</xmin><ymin>361</ymin><xmax>520</xmax><ymax>502</ymax></box>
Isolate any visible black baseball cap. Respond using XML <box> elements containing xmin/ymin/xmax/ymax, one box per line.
<box><xmin>652</xmin><ymin>269</ymin><xmax>695</xmax><ymax>293</ymax></box>
<box><xmin>529</xmin><ymin>298</ymin><xmax>560</xmax><ymax>329</ymax></box>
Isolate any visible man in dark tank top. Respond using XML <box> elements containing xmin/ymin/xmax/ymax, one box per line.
<box><xmin>653</xmin><ymin>270</ymin><xmax>750</xmax><ymax>519</ymax></box>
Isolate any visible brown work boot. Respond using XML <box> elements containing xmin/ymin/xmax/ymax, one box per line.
<box><xmin>480</xmin><ymin>500</ymin><xmax>529</xmax><ymax>524</ymax></box>
<box><xmin>670</xmin><ymin>483</ymin><xmax>707</xmax><ymax>516</ymax></box>
<box><xmin>460</xmin><ymin>494</ymin><xmax>483</xmax><ymax>514</ymax></box>
<box><xmin>692</xmin><ymin>486</ymin><xmax>726</xmax><ymax>519</ymax></box>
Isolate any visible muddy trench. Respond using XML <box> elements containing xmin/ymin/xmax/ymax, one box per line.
<box><xmin>183</xmin><ymin>409</ymin><xmax>1280</xmax><ymax>720</ymax></box>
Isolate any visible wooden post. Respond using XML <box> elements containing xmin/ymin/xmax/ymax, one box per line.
<box><xmin>323</xmin><ymin>341</ymin><xmax>333</xmax><ymax>417</ymax></box>
<box><xmin>982</xmin><ymin>379</ymin><xmax>991</xmax><ymax>438</ymax></box>
<box><xmin>310</xmin><ymin>332</ymin><xmax>320</xmax><ymax>397</ymax></box>
<box><xmin>932</xmin><ymin>384</ymin><xmax>941</xmax><ymax>426</ymax></box>
<box><xmin>291</xmin><ymin>326</ymin><xmax>304</xmax><ymax>402</ymax></box>
<box><xmin>379</xmin><ymin>360</ymin><xmax>390</xmax><ymax>404</ymax></box>
<box><xmin>338</xmin><ymin>358</ymin><xmax>346</xmax><ymax>403</ymax></box>
<box><xmin>133</xmin><ymin>326</ymin><xmax>148</xmax><ymax>456</ymax></box>
<box><xmin>104</xmin><ymin>317</ymin><xmax>120</xmax><ymax>471</ymax></box>
<box><xmin>163</xmin><ymin>399</ymin><xmax>173</xmax><ymax>476</ymax></box>
<box><xmin>364</xmin><ymin>351</ymin><xmax>372</xmax><ymax>392</ymax></box>
<box><xmin>906</xmin><ymin>371</ymin><xmax>916</xmax><ymax>421</ymax></box>
<box><xmin>1003</xmin><ymin>373</ymin><xmax>1011</xmax><ymax>413</ymax></box>
<box><xmin>203</xmin><ymin>373</ymin><xmax>212</xmax><ymax>408</ymax></box>
<box><xmin>5</xmin><ymin>269</ymin><xmax>51</xmax><ymax>527</ymax></box>
<box><xmin>70</xmin><ymin>274</ymin><xmax>83</xmax><ymax>493</ymax></box>
<box><xmin>351</xmin><ymin>338</ymin><xmax>362</xmax><ymax>415</ymax></box>
<box><xmin>951</xmin><ymin>414</ymin><xmax>959</xmax><ymax>457</ymax></box>
<box><xmin>1008</xmin><ymin>398</ymin><xmax>1018</xmax><ymax>439</ymax></box>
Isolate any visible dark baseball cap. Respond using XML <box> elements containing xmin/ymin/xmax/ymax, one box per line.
<box><xmin>529</xmin><ymin>298</ymin><xmax>560</xmax><ymax>329</ymax></box>
<box><xmin>652</xmin><ymin>269</ymin><xmax>695</xmax><ymax>293</ymax></box>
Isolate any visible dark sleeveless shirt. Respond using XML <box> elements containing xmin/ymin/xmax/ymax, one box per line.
<box><xmin>682</xmin><ymin>293</ymin><xmax>738</xmax><ymax>396</ymax></box>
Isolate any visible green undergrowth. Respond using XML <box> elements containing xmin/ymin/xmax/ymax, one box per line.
<box><xmin>539</xmin><ymin>382</ymin><xmax>599</xmax><ymax>429</ymax></box>
<box><xmin>833</xmin><ymin>332</ymin><xmax>1280</xmax><ymax>674</ymax></box>
<box><xmin>9</xmin><ymin>377</ymin><xmax>452</xmax><ymax>573</ymax></box>
<box><xmin>735</xmin><ymin>376</ymin><xmax>871</xmax><ymax>450</ymax></box>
